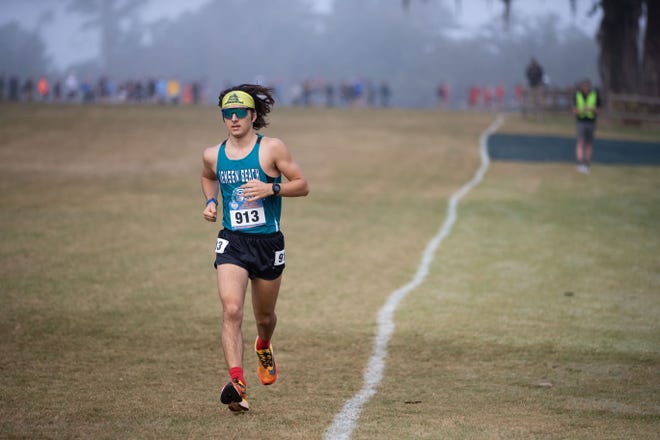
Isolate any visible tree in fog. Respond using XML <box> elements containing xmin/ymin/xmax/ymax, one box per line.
<box><xmin>67</xmin><ymin>0</ymin><xmax>147</xmax><ymax>70</ymax></box>
<box><xmin>598</xmin><ymin>0</ymin><xmax>659</xmax><ymax>96</ymax></box>
<box><xmin>404</xmin><ymin>0</ymin><xmax>659</xmax><ymax>96</ymax></box>
<box><xmin>0</xmin><ymin>22</ymin><xmax>51</xmax><ymax>77</ymax></box>
<box><xmin>641</xmin><ymin>1</ymin><xmax>659</xmax><ymax>96</ymax></box>
<box><xmin>495</xmin><ymin>0</ymin><xmax>658</xmax><ymax>95</ymax></box>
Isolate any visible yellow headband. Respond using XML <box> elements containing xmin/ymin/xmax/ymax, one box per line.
<box><xmin>221</xmin><ymin>91</ymin><xmax>255</xmax><ymax>109</ymax></box>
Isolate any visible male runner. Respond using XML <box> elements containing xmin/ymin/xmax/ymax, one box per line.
<box><xmin>200</xmin><ymin>84</ymin><xmax>309</xmax><ymax>411</ymax></box>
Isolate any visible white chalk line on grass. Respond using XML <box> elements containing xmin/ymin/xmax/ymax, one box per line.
<box><xmin>323</xmin><ymin>115</ymin><xmax>505</xmax><ymax>440</ymax></box>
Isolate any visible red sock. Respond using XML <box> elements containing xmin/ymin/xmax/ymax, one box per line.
<box><xmin>256</xmin><ymin>336</ymin><xmax>270</xmax><ymax>350</ymax></box>
<box><xmin>229</xmin><ymin>366</ymin><xmax>245</xmax><ymax>385</ymax></box>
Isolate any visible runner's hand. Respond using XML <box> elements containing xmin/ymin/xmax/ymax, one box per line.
<box><xmin>203</xmin><ymin>202</ymin><xmax>217</xmax><ymax>222</ymax></box>
<box><xmin>241</xmin><ymin>179</ymin><xmax>271</xmax><ymax>201</ymax></box>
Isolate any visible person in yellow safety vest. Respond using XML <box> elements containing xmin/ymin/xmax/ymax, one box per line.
<box><xmin>572</xmin><ymin>78</ymin><xmax>601</xmax><ymax>174</ymax></box>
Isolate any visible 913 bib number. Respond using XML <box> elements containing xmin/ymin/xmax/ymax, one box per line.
<box><xmin>230</xmin><ymin>207</ymin><xmax>266</xmax><ymax>229</ymax></box>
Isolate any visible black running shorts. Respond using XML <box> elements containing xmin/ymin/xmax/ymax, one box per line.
<box><xmin>214</xmin><ymin>229</ymin><xmax>285</xmax><ymax>280</ymax></box>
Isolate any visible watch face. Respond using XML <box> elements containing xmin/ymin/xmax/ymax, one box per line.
<box><xmin>273</xmin><ymin>183</ymin><xmax>281</xmax><ymax>194</ymax></box>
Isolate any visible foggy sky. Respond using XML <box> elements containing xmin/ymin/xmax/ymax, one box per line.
<box><xmin>1</xmin><ymin>0</ymin><xmax>601</xmax><ymax>71</ymax></box>
<box><xmin>0</xmin><ymin>0</ymin><xmax>602</xmax><ymax>107</ymax></box>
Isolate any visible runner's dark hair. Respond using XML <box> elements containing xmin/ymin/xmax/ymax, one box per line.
<box><xmin>218</xmin><ymin>84</ymin><xmax>275</xmax><ymax>130</ymax></box>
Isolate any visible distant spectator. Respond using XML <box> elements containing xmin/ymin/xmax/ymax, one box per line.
<box><xmin>22</xmin><ymin>77</ymin><xmax>35</xmax><ymax>101</ymax></box>
<box><xmin>353</xmin><ymin>79</ymin><xmax>365</xmax><ymax>106</ymax></box>
<box><xmin>495</xmin><ymin>84</ymin><xmax>505</xmax><ymax>110</ymax></box>
<box><xmin>325</xmin><ymin>82</ymin><xmax>334</xmax><ymax>108</ymax></box>
<box><xmin>572</xmin><ymin>78</ymin><xmax>602</xmax><ymax>174</ymax></box>
<box><xmin>101</xmin><ymin>78</ymin><xmax>116</xmax><ymax>102</ymax></box>
<box><xmin>380</xmin><ymin>81</ymin><xmax>391</xmax><ymax>108</ymax></box>
<box><xmin>156</xmin><ymin>78</ymin><xmax>167</xmax><ymax>104</ymax></box>
<box><xmin>483</xmin><ymin>86</ymin><xmax>493</xmax><ymax>109</ymax></box>
<box><xmin>97</xmin><ymin>76</ymin><xmax>110</xmax><ymax>101</ymax></box>
<box><xmin>9</xmin><ymin>76</ymin><xmax>19</xmax><ymax>101</ymax></box>
<box><xmin>302</xmin><ymin>79</ymin><xmax>312</xmax><ymax>106</ymax></box>
<box><xmin>437</xmin><ymin>82</ymin><xmax>449</xmax><ymax>108</ymax></box>
<box><xmin>514</xmin><ymin>83</ymin><xmax>524</xmax><ymax>108</ymax></box>
<box><xmin>37</xmin><ymin>76</ymin><xmax>49</xmax><ymax>101</ymax></box>
<box><xmin>135</xmin><ymin>80</ymin><xmax>145</xmax><ymax>102</ymax></box>
<box><xmin>80</xmin><ymin>78</ymin><xmax>94</xmax><ymax>102</ymax></box>
<box><xmin>182</xmin><ymin>83</ymin><xmax>192</xmax><ymax>105</ymax></box>
<box><xmin>167</xmin><ymin>78</ymin><xmax>181</xmax><ymax>104</ymax></box>
<box><xmin>64</xmin><ymin>73</ymin><xmax>79</xmax><ymax>101</ymax></box>
<box><xmin>191</xmin><ymin>81</ymin><xmax>201</xmax><ymax>105</ymax></box>
<box><xmin>147</xmin><ymin>78</ymin><xmax>156</xmax><ymax>102</ymax></box>
<box><xmin>468</xmin><ymin>85</ymin><xmax>481</xmax><ymax>108</ymax></box>
<box><xmin>525</xmin><ymin>57</ymin><xmax>545</xmax><ymax>117</ymax></box>
<box><xmin>339</xmin><ymin>81</ymin><xmax>351</xmax><ymax>106</ymax></box>
<box><xmin>53</xmin><ymin>80</ymin><xmax>62</xmax><ymax>101</ymax></box>
<box><xmin>366</xmin><ymin>80</ymin><xmax>376</xmax><ymax>107</ymax></box>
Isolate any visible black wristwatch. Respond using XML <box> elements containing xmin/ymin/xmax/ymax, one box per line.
<box><xmin>272</xmin><ymin>183</ymin><xmax>281</xmax><ymax>196</ymax></box>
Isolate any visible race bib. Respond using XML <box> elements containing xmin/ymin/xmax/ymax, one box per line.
<box><xmin>274</xmin><ymin>250</ymin><xmax>285</xmax><ymax>266</ymax></box>
<box><xmin>230</xmin><ymin>206</ymin><xmax>266</xmax><ymax>229</ymax></box>
<box><xmin>216</xmin><ymin>238</ymin><xmax>229</xmax><ymax>253</ymax></box>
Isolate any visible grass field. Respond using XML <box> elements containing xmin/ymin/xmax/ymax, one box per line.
<box><xmin>1</xmin><ymin>103</ymin><xmax>659</xmax><ymax>439</ymax></box>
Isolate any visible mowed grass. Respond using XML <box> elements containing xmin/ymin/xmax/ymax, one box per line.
<box><xmin>0</xmin><ymin>103</ymin><xmax>658</xmax><ymax>439</ymax></box>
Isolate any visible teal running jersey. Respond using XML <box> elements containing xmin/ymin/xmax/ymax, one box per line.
<box><xmin>216</xmin><ymin>135</ymin><xmax>282</xmax><ymax>234</ymax></box>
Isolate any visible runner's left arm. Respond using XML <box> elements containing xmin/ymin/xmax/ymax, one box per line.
<box><xmin>241</xmin><ymin>138</ymin><xmax>309</xmax><ymax>200</ymax></box>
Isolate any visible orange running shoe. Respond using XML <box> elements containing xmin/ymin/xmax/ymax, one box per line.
<box><xmin>220</xmin><ymin>378</ymin><xmax>249</xmax><ymax>412</ymax></box>
<box><xmin>255</xmin><ymin>338</ymin><xmax>278</xmax><ymax>385</ymax></box>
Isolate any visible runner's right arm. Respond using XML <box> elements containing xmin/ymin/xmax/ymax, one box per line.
<box><xmin>201</xmin><ymin>147</ymin><xmax>219</xmax><ymax>222</ymax></box>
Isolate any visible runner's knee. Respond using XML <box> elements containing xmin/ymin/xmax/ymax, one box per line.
<box><xmin>222</xmin><ymin>303</ymin><xmax>244</xmax><ymax>323</ymax></box>
<box><xmin>254</xmin><ymin>312</ymin><xmax>276</xmax><ymax>328</ymax></box>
